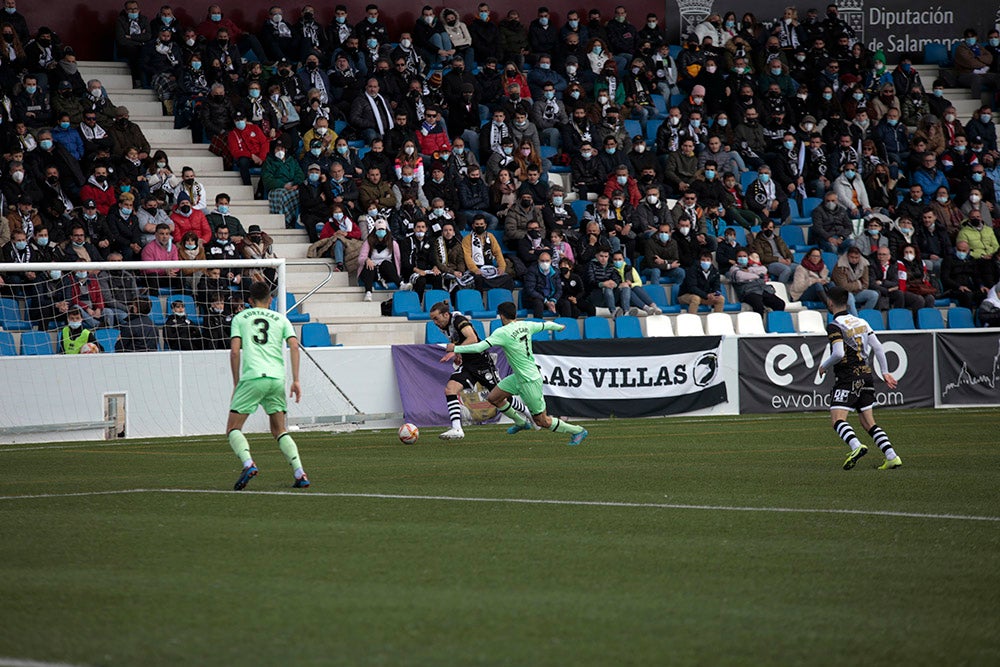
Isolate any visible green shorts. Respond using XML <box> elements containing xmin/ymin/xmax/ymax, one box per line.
<box><xmin>497</xmin><ymin>374</ymin><xmax>546</xmax><ymax>416</ymax></box>
<box><xmin>230</xmin><ymin>377</ymin><xmax>287</xmax><ymax>415</ymax></box>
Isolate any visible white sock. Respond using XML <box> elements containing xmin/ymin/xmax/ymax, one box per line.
<box><xmin>293</xmin><ymin>467</ymin><xmax>304</xmax><ymax>479</ymax></box>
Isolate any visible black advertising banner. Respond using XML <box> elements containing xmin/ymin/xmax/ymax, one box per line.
<box><xmin>533</xmin><ymin>337</ymin><xmax>728</xmax><ymax>418</ymax></box>
<box><xmin>738</xmin><ymin>333</ymin><xmax>934</xmax><ymax>414</ymax></box>
<box><xmin>668</xmin><ymin>1</ymin><xmax>995</xmax><ymax>58</ymax></box>
<box><xmin>937</xmin><ymin>332</ymin><xmax>1000</xmax><ymax>405</ymax></box>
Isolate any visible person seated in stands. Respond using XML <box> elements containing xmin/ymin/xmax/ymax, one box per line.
<box><xmin>141</xmin><ymin>222</ymin><xmax>180</xmax><ymax>291</ymax></box>
<box><xmin>135</xmin><ymin>193</ymin><xmax>172</xmax><ymax>247</ymax></box>
<box><xmin>750</xmin><ymin>218</ymin><xmax>796</xmax><ymax>283</ymax></box>
<box><xmin>521</xmin><ymin>250</ymin><xmax>562</xmax><ymax>318</ymax></box>
<box><xmin>610</xmin><ymin>249</ymin><xmax>662</xmax><ymax>316</ymax></box>
<box><xmin>108</xmin><ymin>106</ymin><xmax>150</xmax><ymax>162</ymax></box>
<box><xmin>811</xmin><ymin>190</ymin><xmax>855</xmax><ymax>254</ymax></box>
<box><xmin>195</xmin><ymin>267</ymin><xmax>230</xmax><ymax>312</ymax></box>
<box><xmin>66</xmin><ymin>263</ymin><xmax>106</xmax><ymax>329</ymax></box>
<box><xmin>584</xmin><ymin>245</ymin><xmax>623</xmax><ymax>316</ymax></box>
<box><xmin>357</xmin><ymin>165</ymin><xmax>394</xmax><ymax>216</ymax></box>
<box><xmin>170</xmin><ymin>191</ymin><xmax>211</xmax><ymax>244</ymax></box>
<box><xmin>831</xmin><ymin>246</ymin><xmax>880</xmax><ymax>315</ymax></box>
<box><xmin>556</xmin><ymin>256</ymin><xmax>594</xmax><ymax>318</ymax></box>
<box><xmin>205</xmin><ymin>193</ymin><xmax>246</xmax><ymax>244</ymax></box>
<box><xmin>462</xmin><ymin>213</ymin><xmax>514</xmax><ymax>292</ymax></box>
<box><xmin>260</xmin><ymin>140</ymin><xmax>304</xmax><ymax>230</ymax></box>
<box><xmin>227</xmin><ymin>111</ymin><xmax>269</xmax><ymax>187</ymax></box>
<box><xmin>163</xmin><ymin>298</ymin><xmax>202</xmax><ymax>351</ymax></box>
<box><xmin>59</xmin><ymin>307</ymin><xmax>96</xmax><ymax>354</ymax></box>
<box><xmin>729</xmin><ymin>248</ymin><xmax>786</xmax><ymax>316</ymax></box>
<box><xmin>957</xmin><ymin>208</ymin><xmax>1000</xmax><ymax>283</ymax></box>
<box><xmin>177</xmin><ymin>230</ymin><xmax>205</xmax><ymax>294</ymax></box>
<box><xmin>242</xmin><ymin>225</ymin><xmax>277</xmax><ymax>290</ymax></box>
<box><xmin>979</xmin><ymin>278</ymin><xmax>1000</xmax><ymax>326</ymax></box>
<box><xmin>201</xmin><ymin>292</ymin><xmax>232</xmax><ymax>350</ymax></box>
<box><xmin>941</xmin><ymin>240</ymin><xmax>989</xmax><ymax>310</ymax></box>
<box><xmin>298</xmin><ymin>163</ymin><xmax>333</xmax><ymax>243</ymax></box>
<box><xmin>898</xmin><ymin>243</ymin><xmax>939</xmax><ymax>313</ymax></box>
<box><xmin>116</xmin><ymin>297</ymin><xmax>160</xmax><ymax>352</ymax></box>
<box><xmin>678</xmin><ymin>250</ymin><xmax>724</xmax><ymax>314</ymax></box>
<box><xmin>357</xmin><ymin>218</ymin><xmax>402</xmax><ymax>302</ymax></box>
<box><xmin>398</xmin><ymin>219</ymin><xmax>441</xmax><ymax>297</ymax></box>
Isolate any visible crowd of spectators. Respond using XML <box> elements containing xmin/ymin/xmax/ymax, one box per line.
<box><xmin>3</xmin><ymin>1</ymin><xmax>1000</xmax><ymax>335</ymax></box>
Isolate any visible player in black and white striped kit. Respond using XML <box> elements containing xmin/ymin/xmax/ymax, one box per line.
<box><xmin>429</xmin><ymin>301</ymin><xmax>533</xmax><ymax>440</ymax></box>
<box><xmin>818</xmin><ymin>287</ymin><xmax>903</xmax><ymax>470</ymax></box>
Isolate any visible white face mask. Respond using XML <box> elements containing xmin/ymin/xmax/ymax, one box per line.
<box><xmin>903</xmin><ymin>253</ymin><xmax>915</xmax><ymax>261</ymax></box>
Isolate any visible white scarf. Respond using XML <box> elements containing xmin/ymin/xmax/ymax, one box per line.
<box><xmin>275</xmin><ymin>20</ymin><xmax>292</xmax><ymax>38</ymax></box>
<box><xmin>310</xmin><ymin>70</ymin><xmax>328</xmax><ymax>103</ymax></box>
<box><xmin>366</xmin><ymin>93</ymin><xmax>393</xmax><ymax>135</ymax></box>
<box><xmin>80</xmin><ymin>123</ymin><xmax>107</xmax><ymax>140</ymax></box>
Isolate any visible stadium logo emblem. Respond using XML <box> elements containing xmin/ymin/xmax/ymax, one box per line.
<box><xmin>692</xmin><ymin>352</ymin><xmax>719</xmax><ymax>387</ymax></box>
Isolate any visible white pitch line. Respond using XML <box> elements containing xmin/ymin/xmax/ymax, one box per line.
<box><xmin>0</xmin><ymin>658</ymin><xmax>89</xmax><ymax>667</ymax></box>
<box><xmin>0</xmin><ymin>488</ymin><xmax>998</xmax><ymax>523</ymax></box>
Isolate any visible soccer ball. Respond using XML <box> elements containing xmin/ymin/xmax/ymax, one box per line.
<box><xmin>80</xmin><ymin>342</ymin><xmax>101</xmax><ymax>354</ymax></box>
<box><xmin>398</xmin><ymin>423</ymin><xmax>419</xmax><ymax>444</ymax></box>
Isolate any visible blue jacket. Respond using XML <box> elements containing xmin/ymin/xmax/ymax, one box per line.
<box><xmin>51</xmin><ymin>126</ymin><xmax>84</xmax><ymax>161</ymax></box>
<box><xmin>523</xmin><ymin>264</ymin><xmax>562</xmax><ymax>302</ymax></box>
<box><xmin>912</xmin><ymin>167</ymin><xmax>948</xmax><ymax>203</ymax></box>
<box><xmin>873</xmin><ymin>119</ymin><xmax>908</xmax><ymax>155</ymax></box>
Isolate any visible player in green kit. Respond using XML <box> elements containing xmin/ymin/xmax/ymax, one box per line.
<box><xmin>227</xmin><ymin>282</ymin><xmax>310</xmax><ymax>490</ymax></box>
<box><xmin>445</xmin><ymin>301</ymin><xmax>589</xmax><ymax>445</ymax></box>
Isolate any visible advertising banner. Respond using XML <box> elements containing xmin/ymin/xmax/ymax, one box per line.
<box><xmin>738</xmin><ymin>333</ymin><xmax>934</xmax><ymax>413</ymax></box>
<box><xmin>533</xmin><ymin>337</ymin><xmax>728</xmax><ymax>418</ymax></box>
<box><xmin>936</xmin><ymin>332</ymin><xmax>1000</xmax><ymax>405</ymax></box>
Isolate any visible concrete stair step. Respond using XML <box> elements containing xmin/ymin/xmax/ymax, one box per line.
<box><xmin>129</xmin><ymin>116</ymin><xmax>178</xmax><ymax>130</ymax></box>
<box><xmin>78</xmin><ymin>61</ymin><xmax>130</xmax><ymax>75</ymax></box>
<box><xmin>108</xmin><ymin>90</ymin><xmax>158</xmax><ymax>104</ymax></box>
<box><xmin>307</xmin><ymin>301</ymin><xmax>385</xmax><ymax>318</ymax></box>
<box><xmin>193</xmin><ymin>175</ymin><xmax>245</xmax><ymax>187</ymax></box>
<box><xmin>265</xmin><ymin>228</ymin><xmax>310</xmax><ymax>242</ymax></box>
<box><xmin>285</xmin><ymin>272</ymin><xmax>351</xmax><ymax>291</ymax></box>
<box><xmin>227</xmin><ymin>204</ymin><xmax>281</xmax><ymax>217</ymax></box>
<box><xmin>157</xmin><ymin>155</ymin><xmax>224</xmax><ymax>172</ymax></box>
<box><xmin>108</xmin><ymin>100</ymin><xmax>163</xmax><ymax>117</ymax></box>
<box><xmin>225</xmin><ymin>212</ymin><xmax>286</xmax><ymax>228</ymax></box>
<box><xmin>144</xmin><ymin>128</ymin><xmax>204</xmax><ymax>144</ymax></box>
<box><xmin>335</xmin><ymin>329</ymin><xmax>415</xmax><ymax>345</ymax></box>
<box><xmin>87</xmin><ymin>73</ymin><xmax>136</xmax><ymax>91</ymax></box>
<box><xmin>272</xmin><ymin>243</ymin><xmax>308</xmax><ymax>258</ymax></box>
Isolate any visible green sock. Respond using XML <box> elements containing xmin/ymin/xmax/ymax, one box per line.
<box><xmin>228</xmin><ymin>429</ymin><xmax>253</xmax><ymax>466</ymax></box>
<box><xmin>277</xmin><ymin>433</ymin><xmax>303</xmax><ymax>472</ymax></box>
<box><xmin>548</xmin><ymin>417</ymin><xmax>583</xmax><ymax>435</ymax></box>
<box><xmin>498</xmin><ymin>401</ymin><xmax>527</xmax><ymax>427</ymax></box>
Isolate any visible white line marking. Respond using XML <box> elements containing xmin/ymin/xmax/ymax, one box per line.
<box><xmin>0</xmin><ymin>488</ymin><xmax>997</xmax><ymax>523</ymax></box>
<box><xmin>0</xmin><ymin>658</ymin><xmax>89</xmax><ymax>667</ymax></box>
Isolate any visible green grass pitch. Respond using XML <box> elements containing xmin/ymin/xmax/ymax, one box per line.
<box><xmin>1</xmin><ymin>408</ymin><xmax>999</xmax><ymax>666</ymax></box>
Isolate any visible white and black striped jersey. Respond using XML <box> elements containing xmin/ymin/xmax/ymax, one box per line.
<box><xmin>826</xmin><ymin>312</ymin><xmax>874</xmax><ymax>382</ymax></box>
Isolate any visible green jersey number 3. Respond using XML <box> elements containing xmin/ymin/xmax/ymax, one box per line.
<box><xmin>252</xmin><ymin>318</ymin><xmax>270</xmax><ymax>345</ymax></box>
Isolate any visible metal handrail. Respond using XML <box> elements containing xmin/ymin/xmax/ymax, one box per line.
<box><xmin>284</xmin><ymin>259</ymin><xmax>335</xmax><ymax>313</ymax></box>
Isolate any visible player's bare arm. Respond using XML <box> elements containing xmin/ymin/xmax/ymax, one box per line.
<box><xmin>288</xmin><ymin>336</ymin><xmax>302</xmax><ymax>402</ymax></box>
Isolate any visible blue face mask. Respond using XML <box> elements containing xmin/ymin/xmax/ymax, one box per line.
<box><xmin>718</xmin><ymin>118</ymin><xmax>728</xmax><ymax>127</ymax></box>
<box><xmin>40</xmin><ymin>139</ymin><xmax>53</xmax><ymax>150</ymax></box>
<box><xmin>210</xmin><ymin>13</ymin><xmax>221</xmax><ymax>21</ymax></box>
<box><xmin>544</xmin><ymin>90</ymin><xmax>555</xmax><ymax>100</ymax></box>
<box><xmin>480</xmin><ymin>12</ymin><xmax>490</xmax><ymax>21</ymax></box>
<box><xmin>120</xmin><ymin>207</ymin><xmax>132</xmax><ymax>217</ymax></box>
<box><xmin>14</xmin><ymin>240</ymin><xmax>26</xmax><ymax>250</ymax></box>
<box><xmin>217</xmin><ymin>205</ymin><xmax>229</xmax><ymax>214</ymax></box>
<box><xmin>25</xmin><ymin>85</ymin><xmax>36</xmax><ymax>95</ymax></box>
<box><xmin>127</xmin><ymin>12</ymin><xmax>139</xmax><ymax>20</ymax></box>
<box><xmin>366</xmin><ymin>38</ymin><xmax>378</xmax><ymax>49</ymax></box>
<box><xmin>4</xmin><ymin>7</ymin><xmax>15</xmax><ymax>13</ymax></box>
<box><xmin>901</xmin><ymin>63</ymin><xmax>912</xmax><ymax>72</ymax></box>
<box><xmin>613</xmin><ymin>260</ymin><xmax>625</xmax><ymax>269</ymax></box>
<box><xmin>700</xmin><ymin>261</ymin><xmax>712</xmax><ymax>271</ymax></box>
<box><xmin>691</xmin><ymin>119</ymin><xmax>701</xmax><ymax>128</ymax></box>
<box><xmin>308</xmin><ymin>172</ymin><xmax>320</xmax><ymax>183</ymax></box>
<box><xmin>161</xmin><ymin>15</ymin><xmax>173</xmax><ymax>24</ymax></box>
<box><xmin>705</xmin><ymin>170</ymin><xmax>716</xmax><ymax>180</ymax></box>
<box><xmin>607</xmin><ymin>147</ymin><xmax>617</xmax><ymax>155</ymax></box>
<box><xmin>37</xmin><ymin>237</ymin><xmax>49</xmax><ymax>247</ymax></box>
<box><xmin>191</xmin><ymin>61</ymin><xmax>202</xmax><ymax>70</ymax></box>
<box><xmin>737</xmin><ymin>256</ymin><xmax>749</xmax><ymax>267</ymax></box>
<box><xmin>120</xmin><ymin>185</ymin><xmax>132</xmax><ymax>193</ymax></box>
<box><xmin>375</xmin><ymin>229</ymin><xmax>387</xmax><ymax>239</ymax></box>
<box><xmin>844</xmin><ymin>169</ymin><xmax>856</xmax><ymax>179</ymax></box>
<box><xmin>783</xmin><ymin>140</ymin><xmax>795</xmax><ymax>150</ymax></box>
<box><xmin>539</xmin><ymin>17</ymin><xmax>549</xmax><ymax>26</ymax></box>
<box><xmin>759</xmin><ymin>173</ymin><xmax>770</xmax><ymax>184</ymax></box>
<box><xmin>973</xmin><ymin>172</ymin><xmax>984</xmax><ymax>182</ymax></box>
<box><xmin>887</xmin><ymin>118</ymin><xmax>898</xmax><ymax>126</ymax></box>
<box><xmin>956</xmin><ymin>251</ymin><xmax>969</xmax><ymax>260</ymax></box>
<box><xmin>822</xmin><ymin>93</ymin><xmax>832</xmax><ymax>101</ymax></box>
<box><xmin>59</xmin><ymin>121</ymin><xmax>70</xmax><ymax>130</ymax></box>
<box><xmin>552</xmin><ymin>196</ymin><xmax>563</xmax><ymax>206</ymax></box>
<box><xmin>249</xmin><ymin>89</ymin><xmax>260</xmax><ymax>98</ymax></box>
<box><xmin>235</xmin><ymin>120</ymin><xmax>247</xmax><ymax>130</ymax></box>
<box><xmin>934</xmin><ymin>89</ymin><xmax>944</xmax><ymax>97</ymax></box>
<box><xmin>367</xmin><ymin>15</ymin><xmax>377</xmax><ymax>23</ymax></box>
<box><xmin>569</xmin><ymin>19</ymin><xmax>579</xmax><ymax>28</ymax></box>
<box><xmin>867</xmin><ymin>229</ymin><xmax>880</xmax><ymax>236</ymax></box>
<box><xmin>336</xmin><ymin>15</ymin><xmax>346</xmax><ymax>24</ymax></box>
<box><xmin>593</xmin><ymin>46</ymin><xmax>602</xmax><ymax>55</ymax></box>
<box><xmin>966</xmin><ymin>37</ymin><xmax>978</xmax><ymax>46</ymax></box>
<box><xmin>991</xmin><ymin>38</ymin><xmax>1000</xmax><ymax>48</ymax></box>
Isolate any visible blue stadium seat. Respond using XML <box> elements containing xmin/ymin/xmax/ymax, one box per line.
<box><xmin>392</xmin><ymin>290</ymin><xmax>422</xmax><ymax>317</ymax></box>
<box><xmin>284</xmin><ymin>292</ymin><xmax>310</xmax><ymax>323</ymax></box>
<box><xmin>718</xmin><ymin>225</ymin><xmax>747</xmax><ymax>246</ymax></box>
<box><xmin>821</xmin><ymin>252</ymin><xmax>838</xmax><ymax>274</ymax></box>
<box><xmin>20</xmin><ymin>331</ymin><xmax>54</xmax><ymax>355</ymax></box>
<box><xmin>480</xmin><ymin>288</ymin><xmax>525</xmax><ymax>318</ymax></box>
<box><xmin>570</xmin><ymin>199</ymin><xmax>589</xmax><ymax>220</ymax></box>
<box><xmin>583</xmin><ymin>316</ymin><xmax>612</xmax><ymax>339</ymax></box>
<box><xmin>650</xmin><ymin>94</ymin><xmax>669</xmax><ymax>119</ymax></box>
<box><xmin>624</xmin><ymin>119</ymin><xmax>642</xmax><ymax>139</ymax></box>
<box><xmin>471</xmin><ymin>320</ymin><xmax>486</xmax><ymax>340</ymax></box>
<box><xmin>947</xmin><ymin>307</ymin><xmax>975</xmax><ymax>328</ymax></box>
<box><xmin>887</xmin><ymin>308</ymin><xmax>915</xmax><ymax>330</ymax></box>
<box><xmin>859</xmin><ymin>308</ymin><xmax>885</xmax><ymax>331</ymax></box>
<box><xmin>425</xmin><ymin>321</ymin><xmax>449</xmax><ymax>344</ymax></box>
<box><xmin>791</xmin><ymin>197</ymin><xmax>822</xmax><ymax>225</ymax></box>
<box><xmin>148</xmin><ymin>297</ymin><xmax>166</xmax><ymax>326</ymax></box>
<box><xmin>539</xmin><ymin>145</ymin><xmax>558</xmax><ymax>160</ymax></box>
<box><xmin>418</xmin><ymin>289</ymin><xmax>450</xmax><ymax>320</ymax></box>
<box><xmin>646</xmin><ymin>118</ymin><xmax>664</xmax><ymax>142</ymax></box>
<box><xmin>453</xmin><ymin>289</ymin><xmax>481</xmax><ymax>315</ymax></box>
<box><xmin>924</xmin><ymin>42</ymin><xmax>950</xmax><ymax>66</ymax></box>
<box><xmin>94</xmin><ymin>328</ymin><xmax>120</xmax><ymax>353</ymax></box>
<box><xmin>779</xmin><ymin>225</ymin><xmax>806</xmax><ymax>250</ymax></box>
<box><xmin>489</xmin><ymin>318</ymin><xmax>503</xmax><ymax>334</ymax></box>
<box><xmin>741</xmin><ymin>171</ymin><xmax>758</xmax><ymax>191</ymax></box>
<box><xmin>300</xmin><ymin>322</ymin><xmax>332</xmax><ymax>347</ymax></box>
<box><xmin>614</xmin><ymin>315</ymin><xmax>643</xmax><ymax>338</ymax></box>
<box><xmin>552</xmin><ymin>317</ymin><xmax>581</xmax><ymax>340</ymax></box>
<box><xmin>766</xmin><ymin>311</ymin><xmax>795</xmax><ymax>334</ymax></box>
<box><xmin>917</xmin><ymin>308</ymin><xmax>944</xmax><ymax>329</ymax></box>
<box><xmin>645</xmin><ymin>284</ymin><xmax>680</xmax><ymax>312</ymax></box>
<box><xmin>0</xmin><ymin>297</ymin><xmax>31</xmax><ymax>331</ymax></box>
<box><xmin>0</xmin><ymin>331</ymin><xmax>16</xmax><ymax>356</ymax></box>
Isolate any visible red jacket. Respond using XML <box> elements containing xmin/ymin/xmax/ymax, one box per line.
<box><xmin>603</xmin><ymin>174</ymin><xmax>642</xmax><ymax>207</ymax></box>
<box><xmin>319</xmin><ymin>215</ymin><xmax>363</xmax><ymax>240</ymax></box>
<box><xmin>79</xmin><ymin>183</ymin><xmax>118</xmax><ymax>215</ymax></box>
<box><xmin>416</xmin><ymin>123</ymin><xmax>451</xmax><ymax>157</ymax></box>
<box><xmin>70</xmin><ymin>277</ymin><xmax>105</xmax><ymax>311</ymax></box>
<box><xmin>227</xmin><ymin>123</ymin><xmax>269</xmax><ymax>162</ymax></box>
<box><xmin>196</xmin><ymin>16</ymin><xmax>244</xmax><ymax>41</ymax></box>
<box><xmin>170</xmin><ymin>208</ymin><xmax>212</xmax><ymax>244</ymax></box>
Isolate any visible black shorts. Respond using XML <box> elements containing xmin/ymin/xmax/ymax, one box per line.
<box><xmin>829</xmin><ymin>377</ymin><xmax>876</xmax><ymax>413</ymax></box>
<box><xmin>450</xmin><ymin>366</ymin><xmax>499</xmax><ymax>392</ymax></box>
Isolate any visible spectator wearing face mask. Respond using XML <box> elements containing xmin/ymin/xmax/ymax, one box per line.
<box><xmin>729</xmin><ymin>248</ymin><xmax>786</xmax><ymax>316</ymax></box>
<box><xmin>941</xmin><ymin>240</ymin><xmax>989</xmax><ymax>309</ymax></box>
<box><xmin>956</xmin><ymin>209</ymin><xmax>1000</xmax><ymax>278</ymax></box>
<box><xmin>812</xmin><ymin>191</ymin><xmax>854</xmax><ymax>254</ymax></box>
<box><xmin>163</xmin><ymin>298</ymin><xmax>203</xmax><ymax>351</ymax></box>
<box><xmin>227</xmin><ymin>111</ymin><xmax>269</xmax><ymax>187</ymax></box>
<box><xmin>170</xmin><ymin>191</ymin><xmax>211</xmax><ymax>244</ymax></box>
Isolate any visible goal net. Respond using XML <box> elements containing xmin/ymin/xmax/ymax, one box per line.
<box><xmin>0</xmin><ymin>258</ymin><xmax>377</xmax><ymax>441</ymax></box>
